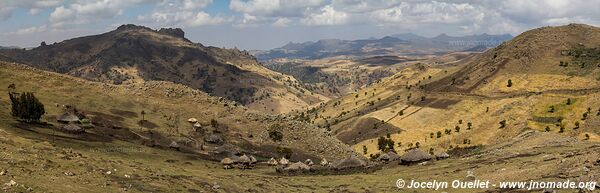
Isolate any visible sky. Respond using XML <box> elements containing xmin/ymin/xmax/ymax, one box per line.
<box><xmin>1</xmin><ymin>0</ymin><xmax>600</xmax><ymax>50</ymax></box>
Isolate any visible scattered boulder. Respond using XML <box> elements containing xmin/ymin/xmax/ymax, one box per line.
<box><xmin>4</xmin><ymin>180</ymin><xmax>16</xmax><ymax>187</ymax></box>
<box><xmin>465</xmin><ymin>170</ymin><xmax>476</xmax><ymax>181</ymax></box>
<box><xmin>400</xmin><ymin>149</ymin><xmax>432</xmax><ymax>165</ymax></box>
<box><xmin>332</xmin><ymin>155</ymin><xmax>367</xmax><ymax>170</ymax></box>
<box><xmin>267</xmin><ymin>158</ymin><xmax>278</xmax><ymax>166</ymax></box>
<box><xmin>435</xmin><ymin>152</ymin><xmax>450</xmax><ymax>160</ymax></box>
<box><xmin>187</xmin><ymin>118</ymin><xmax>198</xmax><ymax>123</ymax></box>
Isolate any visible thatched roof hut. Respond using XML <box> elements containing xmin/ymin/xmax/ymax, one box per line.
<box><xmin>400</xmin><ymin>149</ymin><xmax>432</xmax><ymax>164</ymax></box>
<box><xmin>278</xmin><ymin>157</ymin><xmax>290</xmax><ymax>165</ymax></box>
<box><xmin>61</xmin><ymin>124</ymin><xmax>84</xmax><ymax>133</ymax></box>
<box><xmin>332</xmin><ymin>156</ymin><xmax>367</xmax><ymax>170</ymax></box>
<box><xmin>169</xmin><ymin>141</ymin><xmax>180</xmax><ymax>150</ymax></box>
<box><xmin>304</xmin><ymin>159</ymin><xmax>314</xmax><ymax>166</ymax></box>
<box><xmin>435</xmin><ymin>152</ymin><xmax>450</xmax><ymax>160</ymax></box>
<box><xmin>221</xmin><ymin>157</ymin><xmax>234</xmax><ymax>169</ymax></box>
<box><xmin>267</xmin><ymin>158</ymin><xmax>278</xmax><ymax>166</ymax></box>
<box><xmin>193</xmin><ymin>122</ymin><xmax>202</xmax><ymax>128</ymax></box>
<box><xmin>377</xmin><ymin>153</ymin><xmax>391</xmax><ymax>162</ymax></box>
<box><xmin>284</xmin><ymin>162</ymin><xmax>310</xmax><ymax>171</ymax></box>
<box><xmin>57</xmin><ymin>113</ymin><xmax>79</xmax><ymax>124</ymax></box>
<box><xmin>320</xmin><ymin>159</ymin><xmax>329</xmax><ymax>166</ymax></box>
<box><xmin>249</xmin><ymin>155</ymin><xmax>257</xmax><ymax>164</ymax></box>
<box><xmin>187</xmin><ymin>118</ymin><xmax>198</xmax><ymax>123</ymax></box>
<box><xmin>388</xmin><ymin>151</ymin><xmax>400</xmax><ymax>161</ymax></box>
<box><xmin>239</xmin><ymin>155</ymin><xmax>251</xmax><ymax>164</ymax></box>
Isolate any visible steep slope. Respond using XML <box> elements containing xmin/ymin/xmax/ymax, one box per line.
<box><xmin>0</xmin><ymin>61</ymin><xmax>352</xmax><ymax>161</ymax></box>
<box><xmin>0</xmin><ymin>24</ymin><xmax>326</xmax><ymax>113</ymax></box>
<box><xmin>300</xmin><ymin>24</ymin><xmax>600</xmax><ymax>157</ymax></box>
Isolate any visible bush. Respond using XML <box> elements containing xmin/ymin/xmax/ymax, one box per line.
<box><xmin>9</xmin><ymin>92</ymin><xmax>45</xmax><ymax>122</ymax></box>
<box><xmin>276</xmin><ymin>146</ymin><xmax>293</xmax><ymax>159</ymax></box>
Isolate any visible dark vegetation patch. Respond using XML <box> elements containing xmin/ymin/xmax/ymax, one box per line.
<box><xmin>335</xmin><ymin>117</ymin><xmax>403</xmax><ymax>145</ymax></box>
<box><xmin>138</xmin><ymin>120</ymin><xmax>159</xmax><ymax>129</ymax></box>
<box><xmin>110</xmin><ymin>108</ymin><xmax>138</xmax><ymax>118</ymax></box>
<box><xmin>413</xmin><ymin>97</ymin><xmax>461</xmax><ymax>109</ymax></box>
<box><xmin>356</xmin><ymin>55</ymin><xmax>415</xmax><ymax>66</ymax></box>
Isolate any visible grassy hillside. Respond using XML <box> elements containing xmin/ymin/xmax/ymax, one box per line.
<box><xmin>303</xmin><ymin>24</ymin><xmax>600</xmax><ymax>157</ymax></box>
<box><xmin>0</xmin><ymin>24</ymin><xmax>327</xmax><ymax>114</ymax></box>
<box><xmin>0</xmin><ymin>61</ymin><xmax>351</xmax><ymax>162</ymax></box>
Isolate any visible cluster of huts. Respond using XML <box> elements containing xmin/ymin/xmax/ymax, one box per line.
<box><xmin>220</xmin><ymin>149</ymin><xmax>451</xmax><ymax>173</ymax></box>
<box><xmin>377</xmin><ymin>148</ymin><xmax>450</xmax><ymax>165</ymax></box>
<box><xmin>56</xmin><ymin>109</ymin><xmax>87</xmax><ymax>133</ymax></box>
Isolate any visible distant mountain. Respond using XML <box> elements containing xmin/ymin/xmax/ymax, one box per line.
<box><xmin>255</xmin><ymin>33</ymin><xmax>513</xmax><ymax>60</ymax></box>
<box><xmin>0</xmin><ymin>24</ymin><xmax>326</xmax><ymax>113</ymax></box>
<box><xmin>0</xmin><ymin>46</ymin><xmax>19</xmax><ymax>50</ymax></box>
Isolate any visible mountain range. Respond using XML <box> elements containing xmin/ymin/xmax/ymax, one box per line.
<box><xmin>0</xmin><ymin>24</ymin><xmax>326</xmax><ymax>113</ymax></box>
<box><xmin>254</xmin><ymin>33</ymin><xmax>513</xmax><ymax>60</ymax></box>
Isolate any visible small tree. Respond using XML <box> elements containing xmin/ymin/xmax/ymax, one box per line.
<box><xmin>455</xmin><ymin>126</ymin><xmax>461</xmax><ymax>133</ymax></box>
<box><xmin>467</xmin><ymin>122</ymin><xmax>472</xmax><ymax>130</ymax></box>
<box><xmin>584</xmin><ymin>134</ymin><xmax>590</xmax><ymax>140</ymax></box>
<box><xmin>548</xmin><ymin>106</ymin><xmax>555</xmax><ymax>113</ymax></box>
<box><xmin>362</xmin><ymin>145</ymin><xmax>368</xmax><ymax>155</ymax></box>
<box><xmin>430</xmin><ymin>133</ymin><xmax>434</xmax><ymax>138</ymax></box>
<box><xmin>9</xmin><ymin>92</ymin><xmax>45</xmax><ymax>122</ymax></box>
<box><xmin>566</xmin><ymin>98</ymin><xmax>572</xmax><ymax>105</ymax></box>
<box><xmin>574</xmin><ymin>121</ymin><xmax>580</xmax><ymax>129</ymax></box>
<box><xmin>507</xmin><ymin>79</ymin><xmax>513</xmax><ymax>87</ymax></box>
<box><xmin>436</xmin><ymin>131</ymin><xmax>442</xmax><ymax>138</ymax></box>
<box><xmin>545</xmin><ymin>126</ymin><xmax>551</xmax><ymax>132</ymax></box>
<box><xmin>499</xmin><ymin>120</ymin><xmax>506</xmax><ymax>128</ymax></box>
<box><xmin>559</xmin><ymin>126</ymin><xmax>565</xmax><ymax>133</ymax></box>
<box><xmin>140</xmin><ymin>110</ymin><xmax>146</xmax><ymax>122</ymax></box>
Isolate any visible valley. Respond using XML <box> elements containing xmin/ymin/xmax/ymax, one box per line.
<box><xmin>0</xmin><ymin>21</ymin><xmax>599</xmax><ymax>193</ymax></box>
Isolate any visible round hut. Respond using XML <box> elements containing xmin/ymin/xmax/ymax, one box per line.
<box><xmin>304</xmin><ymin>159</ymin><xmax>314</xmax><ymax>166</ymax></box>
<box><xmin>320</xmin><ymin>158</ymin><xmax>329</xmax><ymax>166</ymax></box>
<box><xmin>400</xmin><ymin>149</ymin><xmax>432</xmax><ymax>165</ymax></box>
<box><xmin>284</xmin><ymin>162</ymin><xmax>310</xmax><ymax>172</ymax></box>
<box><xmin>435</xmin><ymin>152</ymin><xmax>450</xmax><ymax>160</ymax></box>
<box><xmin>238</xmin><ymin>155</ymin><xmax>251</xmax><ymax>169</ymax></box>
<box><xmin>187</xmin><ymin>118</ymin><xmax>198</xmax><ymax>123</ymax></box>
<box><xmin>278</xmin><ymin>157</ymin><xmax>290</xmax><ymax>166</ymax></box>
<box><xmin>332</xmin><ymin>155</ymin><xmax>367</xmax><ymax>170</ymax></box>
<box><xmin>221</xmin><ymin>157</ymin><xmax>234</xmax><ymax>169</ymax></box>
<box><xmin>267</xmin><ymin>158</ymin><xmax>278</xmax><ymax>166</ymax></box>
<box><xmin>57</xmin><ymin>113</ymin><xmax>80</xmax><ymax>124</ymax></box>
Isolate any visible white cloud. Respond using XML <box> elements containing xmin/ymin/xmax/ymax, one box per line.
<box><xmin>230</xmin><ymin>0</ymin><xmax>326</xmax><ymax>17</ymax></box>
<box><xmin>0</xmin><ymin>0</ymin><xmax>63</xmax><ymax>21</ymax></box>
<box><xmin>301</xmin><ymin>5</ymin><xmax>348</xmax><ymax>26</ymax></box>
<box><xmin>272</xmin><ymin>17</ymin><xmax>291</xmax><ymax>27</ymax></box>
<box><xmin>139</xmin><ymin>0</ymin><xmax>225</xmax><ymax>27</ymax></box>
